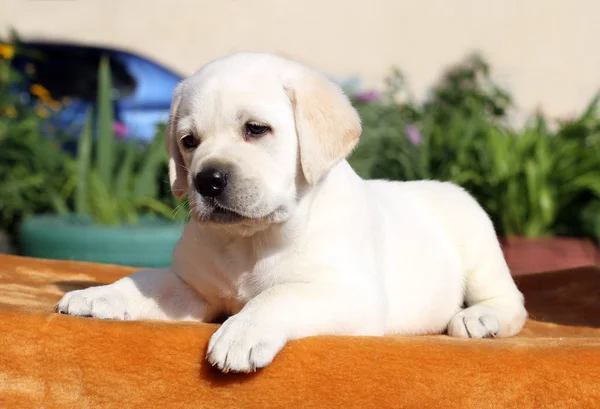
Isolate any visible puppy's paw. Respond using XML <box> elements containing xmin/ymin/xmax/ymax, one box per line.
<box><xmin>447</xmin><ymin>306</ymin><xmax>501</xmax><ymax>339</ymax></box>
<box><xmin>206</xmin><ymin>314</ymin><xmax>286</xmax><ymax>373</ymax></box>
<box><xmin>55</xmin><ymin>286</ymin><xmax>129</xmax><ymax>320</ymax></box>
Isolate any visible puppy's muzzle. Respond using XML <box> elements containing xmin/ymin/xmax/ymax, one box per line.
<box><xmin>194</xmin><ymin>167</ymin><xmax>228</xmax><ymax>198</ymax></box>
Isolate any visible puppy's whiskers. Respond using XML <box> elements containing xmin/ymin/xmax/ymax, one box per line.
<box><xmin>177</xmin><ymin>163</ymin><xmax>190</xmax><ymax>172</ymax></box>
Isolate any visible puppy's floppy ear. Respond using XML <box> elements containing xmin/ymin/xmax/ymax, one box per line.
<box><xmin>166</xmin><ymin>83</ymin><xmax>188</xmax><ymax>198</ymax></box>
<box><xmin>284</xmin><ymin>70</ymin><xmax>362</xmax><ymax>185</ymax></box>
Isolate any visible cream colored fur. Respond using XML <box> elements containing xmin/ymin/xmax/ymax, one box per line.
<box><xmin>56</xmin><ymin>52</ymin><xmax>527</xmax><ymax>373</ymax></box>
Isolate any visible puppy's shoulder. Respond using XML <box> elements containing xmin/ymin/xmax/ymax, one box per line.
<box><xmin>395</xmin><ymin>180</ymin><xmax>476</xmax><ymax>202</ymax></box>
<box><xmin>367</xmin><ymin>179</ymin><xmax>470</xmax><ymax>199</ymax></box>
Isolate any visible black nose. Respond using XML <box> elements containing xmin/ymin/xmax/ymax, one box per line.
<box><xmin>194</xmin><ymin>168</ymin><xmax>228</xmax><ymax>198</ymax></box>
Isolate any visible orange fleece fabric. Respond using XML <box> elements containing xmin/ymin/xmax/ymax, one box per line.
<box><xmin>0</xmin><ymin>254</ymin><xmax>599</xmax><ymax>408</ymax></box>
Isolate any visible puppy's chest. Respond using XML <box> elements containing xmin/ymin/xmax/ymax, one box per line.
<box><xmin>177</xmin><ymin>233</ymin><xmax>301</xmax><ymax>314</ymax></box>
<box><xmin>208</xmin><ymin>251</ymin><xmax>286</xmax><ymax>314</ymax></box>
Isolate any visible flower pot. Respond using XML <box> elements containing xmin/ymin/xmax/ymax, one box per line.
<box><xmin>18</xmin><ymin>215</ymin><xmax>185</xmax><ymax>268</ymax></box>
<box><xmin>500</xmin><ymin>236</ymin><xmax>600</xmax><ymax>276</ymax></box>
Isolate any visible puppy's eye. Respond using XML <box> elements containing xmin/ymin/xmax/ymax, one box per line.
<box><xmin>181</xmin><ymin>134</ymin><xmax>199</xmax><ymax>149</ymax></box>
<box><xmin>245</xmin><ymin>123</ymin><xmax>271</xmax><ymax>138</ymax></box>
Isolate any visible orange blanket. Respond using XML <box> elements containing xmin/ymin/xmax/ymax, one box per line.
<box><xmin>1</xmin><ymin>254</ymin><xmax>599</xmax><ymax>408</ymax></box>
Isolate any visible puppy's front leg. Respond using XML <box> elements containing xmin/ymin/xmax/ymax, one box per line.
<box><xmin>55</xmin><ymin>268</ymin><xmax>212</xmax><ymax>322</ymax></box>
<box><xmin>207</xmin><ymin>282</ymin><xmax>384</xmax><ymax>373</ymax></box>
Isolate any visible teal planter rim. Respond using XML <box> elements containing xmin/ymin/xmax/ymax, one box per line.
<box><xmin>18</xmin><ymin>214</ymin><xmax>185</xmax><ymax>268</ymax></box>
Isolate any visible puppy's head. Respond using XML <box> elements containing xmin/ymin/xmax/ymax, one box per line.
<box><xmin>166</xmin><ymin>52</ymin><xmax>361</xmax><ymax>227</ymax></box>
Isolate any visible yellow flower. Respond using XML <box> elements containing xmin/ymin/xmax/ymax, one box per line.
<box><xmin>46</xmin><ymin>99</ymin><xmax>62</xmax><ymax>111</ymax></box>
<box><xmin>3</xmin><ymin>105</ymin><xmax>17</xmax><ymax>118</ymax></box>
<box><xmin>30</xmin><ymin>84</ymin><xmax>52</xmax><ymax>102</ymax></box>
<box><xmin>35</xmin><ymin>105</ymin><xmax>50</xmax><ymax>118</ymax></box>
<box><xmin>0</xmin><ymin>44</ymin><xmax>14</xmax><ymax>60</ymax></box>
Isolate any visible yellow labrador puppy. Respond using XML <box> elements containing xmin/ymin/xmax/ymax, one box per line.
<box><xmin>57</xmin><ymin>52</ymin><xmax>527</xmax><ymax>373</ymax></box>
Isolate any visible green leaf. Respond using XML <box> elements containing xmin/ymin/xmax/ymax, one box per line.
<box><xmin>134</xmin><ymin>135</ymin><xmax>167</xmax><ymax>198</ymax></box>
<box><xmin>570</xmin><ymin>173</ymin><xmax>600</xmax><ymax>197</ymax></box>
<box><xmin>115</xmin><ymin>142</ymin><xmax>136</xmax><ymax>198</ymax></box>
<box><xmin>75</xmin><ymin>109</ymin><xmax>93</xmax><ymax>215</ymax></box>
<box><xmin>96</xmin><ymin>54</ymin><xmax>115</xmax><ymax>189</ymax></box>
<box><xmin>88</xmin><ymin>170</ymin><xmax>119</xmax><ymax>225</ymax></box>
<box><xmin>135</xmin><ymin>196</ymin><xmax>182</xmax><ymax>220</ymax></box>
<box><xmin>49</xmin><ymin>191</ymin><xmax>69</xmax><ymax>215</ymax></box>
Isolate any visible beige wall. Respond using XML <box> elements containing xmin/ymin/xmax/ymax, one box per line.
<box><xmin>2</xmin><ymin>0</ymin><xmax>600</xmax><ymax>120</ymax></box>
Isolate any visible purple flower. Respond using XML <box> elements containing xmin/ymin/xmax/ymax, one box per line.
<box><xmin>406</xmin><ymin>124</ymin><xmax>422</xmax><ymax>146</ymax></box>
<box><xmin>355</xmin><ymin>90</ymin><xmax>381</xmax><ymax>102</ymax></box>
<box><xmin>112</xmin><ymin>121</ymin><xmax>129</xmax><ymax>139</ymax></box>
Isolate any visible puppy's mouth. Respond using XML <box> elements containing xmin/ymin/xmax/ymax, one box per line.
<box><xmin>194</xmin><ymin>199</ymin><xmax>287</xmax><ymax>226</ymax></box>
<box><xmin>210</xmin><ymin>203</ymin><xmax>248</xmax><ymax>223</ymax></box>
<box><xmin>202</xmin><ymin>201</ymin><xmax>248</xmax><ymax>224</ymax></box>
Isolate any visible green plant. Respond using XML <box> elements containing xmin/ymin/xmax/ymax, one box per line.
<box><xmin>59</xmin><ymin>55</ymin><xmax>187</xmax><ymax>226</ymax></box>
<box><xmin>350</xmin><ymin>55</ymin><xmax>506</xmax><ymax>183</ymax></box>
<box><xmin>0</xmin><ymin>35</ymin><xmax>72</xmax><ymax>248</ymax></box>
<box><xmin>553</xmin><ymin>93</ymin><xmax>600</xmax><ymax>237</ymax></box>
<box><xmin>348</xmin><ymin>53</ymin><xmax>600</xmax><ymax>241</ymax></box>
<box><xmin>0</xmin><ymin>116</ymin><xmax>71</xmax><ymax>240</ymax></box>
<box><xmin>1</xmin><ymin>37</ymin><xmax>187</xmax><ymax>250</ymax></box>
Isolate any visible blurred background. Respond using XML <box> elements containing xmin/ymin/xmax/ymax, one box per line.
<box><xmin>1</xmin><ymin>0</ymin><xmax>599</xmax><ymax>273</ymax></box>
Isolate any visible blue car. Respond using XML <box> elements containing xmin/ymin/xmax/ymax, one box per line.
<box><xmin>11</xmin><ymin>41</ymin><xmax>184</xmax><ymax>142</ymax></box>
